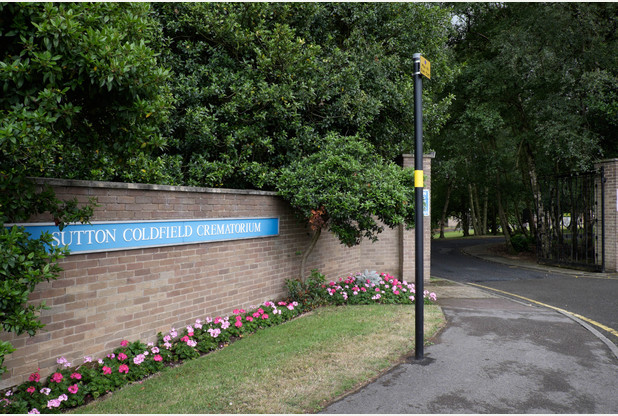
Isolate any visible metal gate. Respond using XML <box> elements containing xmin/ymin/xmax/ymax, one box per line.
<box><xmin>536</xmin><ymin>168</ymin><xmax>605</xmax><ymax>271</ymax></box>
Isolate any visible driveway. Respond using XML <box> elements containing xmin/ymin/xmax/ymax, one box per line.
<box><xmin>431</xmin><ymin>236</ymin><xmax>618</xmax><ymax>346</ymax></box>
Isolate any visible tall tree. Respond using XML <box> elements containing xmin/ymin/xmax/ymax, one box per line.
<box><xmin>433</xmin><ymin>2</ymin><xmax>617</xmax><ymax>247</ymax></box>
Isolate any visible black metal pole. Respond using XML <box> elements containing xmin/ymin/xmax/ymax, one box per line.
<box><xmin>413</xmin><ymin>53</ymin><xmax>424</xmax><ymax>360</ymax></box>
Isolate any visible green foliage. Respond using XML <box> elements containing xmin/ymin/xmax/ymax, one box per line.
<box><xmin>510</xmin><ymin>233</ymin><xmax>534</xmax><ymax>253</ymax></box>
<box><xmin>154</xmin><ymin>2</ymin><xmax>454</xmax><ymax>190</ymax></box>
<box><xmin>278</xmin><ymin>134</ymin><xmax>415</xmax><ymax>247</ymax></box>
<box><xmin>285</xmin><ymin>269</ymin><xmax>329</xmax><ymax>309</ymax></box>
<box><xmin>0</xmin><ymin>2</ymin><xmax>174</xmax><ymax>183</ymax></box>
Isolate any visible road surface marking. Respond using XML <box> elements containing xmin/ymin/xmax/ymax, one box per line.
<box><xmin>468</xmin><ymin>283</ymin><xmax>618</xmax><ymax>338</ymax></box>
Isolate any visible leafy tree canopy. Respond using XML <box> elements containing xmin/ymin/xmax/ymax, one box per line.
<box><xmin>154</xmin><ymin>2</ymin><xmax>455</xmax><ymax>189</ymax></box>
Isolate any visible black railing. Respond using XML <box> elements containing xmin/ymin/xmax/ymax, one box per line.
<box><xmin>536</xmin><ymin>169</ymin><xmax>604</xmax><ymax>271</ymax></box>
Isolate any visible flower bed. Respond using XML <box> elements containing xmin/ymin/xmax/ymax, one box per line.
<box><xmin>324</xmin><ymin>272</ymin><xmax>437</xmax><ymax>305</ymax></box>
<box><xmin>1</xmin><ymin>272</ymin><xmax>437</xmax><ymax>414</ymax></box>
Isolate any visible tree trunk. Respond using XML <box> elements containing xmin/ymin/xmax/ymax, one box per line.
<box><xmin>496</xmin><ymin>174</ymin><xmax>512</xmax><ymax>249</ymax></box>
<box><xmin>482</xmin><ymin>186</ymin><xmax>488</xmax><ymax>235</ymax></box>
<box><xmin>299</xmin><ymin>227</ymin><xmax>321</xmax><ymax>282</ymax></box>
<box><xmin>439</xmin><ymin>183</ymin><xmax>453</xmax><ymax>239</ymax></box>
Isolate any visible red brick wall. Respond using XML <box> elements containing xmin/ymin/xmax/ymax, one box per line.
<box><xmin>0</xmin><ymin>154</ymin><xmax>432</xmax><ymax>389</ymax></box>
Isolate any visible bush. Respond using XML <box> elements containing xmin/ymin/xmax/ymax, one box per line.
<box><xmin>510</xmin><ymin>233</ymin><xmax>534</xmax><ymax>253</ymax></box>
<box><xmin>285</xmin><ymin>269</ymin><xmax>330</xmax><ymax>310</ymax></box>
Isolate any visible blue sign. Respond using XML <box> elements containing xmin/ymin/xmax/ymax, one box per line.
<box><xmin>10</xmin><ymin>218</ymin><xmax>279</xmax><ymax>255</ymax></box>
<box><xmin>423</xmin><ymin>189</ymin><xmax>430</xmax><ymax>217</ymax></box>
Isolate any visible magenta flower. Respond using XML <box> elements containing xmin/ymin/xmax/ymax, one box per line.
<box><xmin>234</xmin><ymin>321</ymin><xmax>242</xmax><ymax>328</ymax></box>
<box><xmin>50</xmin><ymin>373</ymin><xmax>63</xmax><ymax>383</ymax></box>
<box><xmin>252</xmin><ymin>312</ymin><xmax>260</xmax><ymax>318</ymax></box>
<box><xmin>120</xmin><ymin>340</ymin><xmax>129</xmax><ymax>347</ymax></box>
<box><xmin>181</xmin><ymin>335</ymin><xmax>189</xmax><ymax>342</ymax></box>
<box><xmin>118</xmin><ymin>364</ymin><xmax>129</xmax><ymax>374</ymax></box>
<box><xmin>29</xmin><ymin>370</ymin><xmax>40</xmax><ymax>383</ymax></box>
<box><xmin>102</xmin><ymin>366</ymin><xmax>112</xmax><ymax>375</ymax></box>
<box><xmin>262</xmin><ymin>314</ymin><xmax>269</xmax><ymax>320</ymax></box>
<box><xmin>246</xmin><ymin>316</ymin><xmax>253</xmax><ymax>322</ymax></box>
<box><xmin>153</xmin><ymin>354</ymin><xmax>162</xmax><ymax>362</ymax></box>
<box><xmin>26</xmin><ymin>386</ymin><xmax>35</xmax><ymax>394</ymax></box>
<box><xmin>70</xmin><ymin>372</ymin><xmax>81</xmax><ymax>380</ymax></box>
<box><xmin>117</xmin><ymin>352</ymin><xmax>128</xmax><ymax>361</ymax></box>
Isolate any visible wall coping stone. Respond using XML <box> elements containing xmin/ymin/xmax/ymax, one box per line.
<box><xmin>402</xmin><ymin>152</ymin><xmax>436</xmax><ymax>159</ymax></box>
<box><xmin>32</xmin><ymin>177</ymin><xmax>279</xmax><ymax>196</ymax></box>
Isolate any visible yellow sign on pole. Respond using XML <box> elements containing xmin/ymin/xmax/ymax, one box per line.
<box><xmin>420</xmin><ymin>56</ymin><xmax>430</xmax><ymax>79</ymax></box>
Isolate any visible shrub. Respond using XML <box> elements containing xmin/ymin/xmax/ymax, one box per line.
<box><xmin>510</xmin><ymin>233</ymin><xmax>534</xmax><ymax>253</ymax></box>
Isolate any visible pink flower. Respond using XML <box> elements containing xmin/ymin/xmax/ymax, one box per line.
<box><xmin>117</xmin><ymin>352</ymin><xmax>128</xmax><ymax>361</ymax></box>
<box><xmin>233</xmin><ymin>309</ymin><xmax>240</xmax><ymax>314</ymax></box>
<box><xmin>287</xmin><ymin>304</ymin><xmax>294</xmax><ymax>310</ymax></box>
<box><xmin>28</xmin><ymin>408</ymin><xmax>40</xmax><ymax>414</ymax></box>
<box><xmin>246</xmin><ymin>316</ymin><xmax>253</xmax><ymax>322</ymax></box>
<box><xmin>47</xmin><ymin>399</ymin><xmax>61</xmax><ymax>409</ymax></box>
<box><xmin>133</xmin><ymin>354</ymin><xmax>145</xmax><ymax>365</ymax></box>
<box><xmin>187</xmin><ymin>340</ymin><xmax>197</xmax><ymax>347</ymax></box>
<box><xmin>375</xmin><ymin>287</ymin><xmax>380</xmax><ymax>292</ymax></box>
<box><xmin>68</xmin><ymin>384</ymin><xmax>79</xmax><ymax>394</ymax></box>
<box><xmin>234</xmin><ymin>321</ymin><xmax>242</xmax><ymax>328</ymax></box>
<box><xmin>262</xmin><ymin>314</ymin><xmax>269</xmax><ymax>320</ymax></box>
<box><xmin>257</xmin><ymin>308</ymin><xmax>264</xmax><ymax>315</ymax></box>
<box><xmin>361</xmin><ymin>287</ymin><xmax>367</xmax><ymax>292</ymax></box>
<box><xmin>394</xmin><ymin>290</ymin><xmax>400</xmax><ymax>295</ymax></box>
<box><xmin>58</xmin><ymin>394</ymin><xmax>68</xmax><ymax>402</ymax></box>
<box><xmin>118</xmin><ymin>364</ymin><xmax>129</xmax><ymax>374</ymax></box>
<box><xmin>70</xmin><ymin>372</ymin><xmax>81</xmax><ymax>380</ymax></box>
<box><xmin>120</xmin><ymin>340</ymin><xmax>129</xmax><ymax>347</ymax></box>
<box><xmin>151</xmin><ymin>346</ymin><xmax>159</xmax><ymax>354</ymax></box>
<box><xmin>29</xmin><ymin>370</ymin><xmax>40</xmax><ymax>383</ymax></box>
<box><xmin>153</xmin><ymin>354</ymin><xmax>162</xmax><ymax>362</ymax></box>
<box><xmin>83</xmin><ymin>356</ymin><xmax>92</xmax><ymax>363</ymax></box>
<box><xmin>170</xmin><ymin>328</ymin><xmax>178</xmax><ymax>338</ymax></box>
<box><xmin>163</xmin><ymin>335</ymin><xmax>171</xmax><ymax>342</ymax></box>
<box><xmin>214</xmin><ymin>317</ymin><xmax>222</xmax><ymax>324</ymax></box>
<box><xmin>181</xmin><ymin>335</ymin><xmax>189</xmax><ymax>342</ymax></box>
<box><xmin>26</xmin><ymin>386</ymin><xmax>36</xmax><ymax>394</ymax></box>
<box><xmin>50</xmin><ymin>373</ymin><xmax>63</xmax><ymax>383</ymax></box>
<box><xmin>40</xmin><ymin>388</ymin><xmax>51</xmax><ymax>396</ymax></box>
<box><xmin>102</xmin><ymin>366</ymin><xmax>112</xmax><ymax>375</ymax></box>
<box><xmin>252</xmin><ymin>312</ymin><xmax>260</xmax><ymax>318</ymax></box>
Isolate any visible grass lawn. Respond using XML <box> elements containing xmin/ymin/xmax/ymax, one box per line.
<box><xmin>433</xmin><ymin>229</ymin><xmax>475</xmax><ymax>238</ymax></box>
<box><xmin>75</xmin><ymin>304</ymin><xmax>445</xmax><ymax>414</ymax></box>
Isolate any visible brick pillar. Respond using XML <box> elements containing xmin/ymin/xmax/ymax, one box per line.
<box><xmin>400</xmin><ymin>153</ymin><xmax>434</xmax><ymax>282</ymax></box>
<box><xmin>595</xmin><ymin>159</ymin><xmax>618</xmax><ymax>272</ymax></box>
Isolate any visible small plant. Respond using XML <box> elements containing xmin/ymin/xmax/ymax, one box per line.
<box><xmin>354</xmin><ymin>269</ymin><xmax>381</xmax><ymax>286</ymax></box>
<box><xmin>510</xmin><ymin>233</ymin><xmax>534</xmax><ymax>253</ymax></box>
<box><xmin>285</xmin><ymin>269</ymin><xmax>329</xmax><ymax>309</ymax></box>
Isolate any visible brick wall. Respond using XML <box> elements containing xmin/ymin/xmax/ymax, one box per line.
<box><xmin>0</xmin><ymin>154</ymin><xmax>432</xmax><ymax>389</ymax></box>
<box><xmin>596</xmin><ymin>159</ymin><xmax>618</xmax><ymax>272</ymax></box>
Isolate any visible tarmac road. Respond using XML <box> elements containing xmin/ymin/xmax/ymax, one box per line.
<box><xmin>431</xmin><ymin>236</ymin><xmax>618</xmax><ymax>346</ymax></box>
<box><xmin>321</xmin><ymin>242</ymin><xmax>618</xmax><ymax>414</ymax></box>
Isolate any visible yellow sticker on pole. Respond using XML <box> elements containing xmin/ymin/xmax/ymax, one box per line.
<box><xmin>420</xmin><ymin>56</ymin><xmax>430</xmax><ymax>79</ymax></box>
<box><xmin>414</xmin><ymin>170</ymin><xmax>424</xmax><ymax>188</ymax></box>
